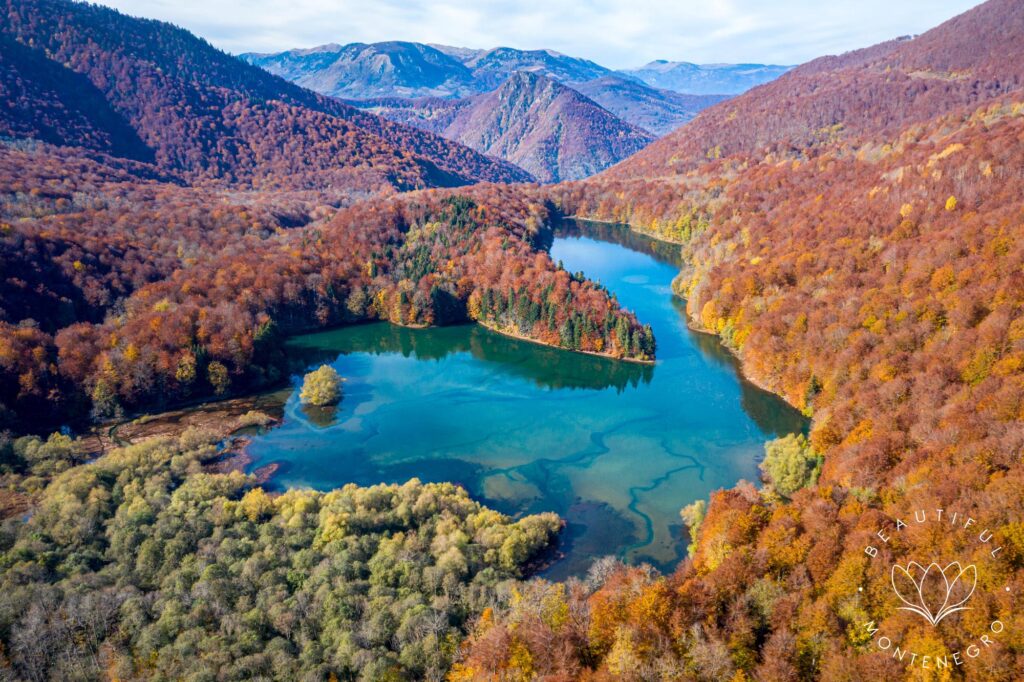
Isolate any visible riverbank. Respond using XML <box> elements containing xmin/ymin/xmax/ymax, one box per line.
<box><xmin>73</xmin><ymin>223</ymin><xmax>803</xmax><ymax>574</ymax></box>
<box><xmin>682</xmin><ymin>317</ymin><xmax>800</xmax><ymax>412</ymax></box>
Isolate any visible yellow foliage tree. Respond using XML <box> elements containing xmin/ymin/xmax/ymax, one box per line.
<box><xmin>300</xmin><ymin>365</ymin><xmax>342</xmax><ymax>406</ymax></box>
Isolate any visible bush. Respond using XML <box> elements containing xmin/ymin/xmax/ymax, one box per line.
<box><xmin>760</xmin><ymin>434</ymin><xmax>822</xmax><ymax>498</ymax></box>
<box><xmin>299</xmin><ymin>365</ymin><xmax>342</xmax><ymax>406</ymax></box>
<box><xmin>233</xmin><ymin>410</ymin><xmax>275</xmax><ymax>429</ymax></box>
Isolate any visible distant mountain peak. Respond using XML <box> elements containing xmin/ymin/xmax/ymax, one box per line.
<box><xmin>439</xmin><ymin>70</ymin><xmax>653</xmax><ymax>182</ymax></box>
<box><xmin>620</xmin><ymin>61</ymin><xmax>791</xmax><ymax>94</ymax></box>
<box><xmin>243</xmin><ymin>41</ymin><xmax>478</xmax><ymax>99</ymax></box>
<box><xmin>245</xmin><ymin>41</ymin><xmax>625</xmax><ymax>100</ymax></box>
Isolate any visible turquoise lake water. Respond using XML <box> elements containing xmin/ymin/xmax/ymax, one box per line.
<box><xmin>246</xmin><ymin>220</ymin><xmax>806</xmax><ymax>577</ymax></box>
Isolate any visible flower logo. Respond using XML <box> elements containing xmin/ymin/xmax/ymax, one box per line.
<box><xmin>890</xmin><ymin>561</ymin><xmax>977</xmax><ymax>625</ymax></box>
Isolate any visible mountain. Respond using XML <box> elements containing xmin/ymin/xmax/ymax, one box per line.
<box><xmin>456</xmin><ymin>0</ymin><xmax>1024</xmax><ymax>676</ymax></box>
<box><xmin>604</xmin><ymin>0</ymin><xmax>1024</xmax><ymax>180</ymax></box>
<box><xmin>572</xmin><ymin>75</ymin><xmax>729</xmax><ymax>135</ymax></box>
<box><xmin>456</xmin><ymin>47</ymin><xmax>612</xmax><ymax>90</ymax></box>
<box><xmin>247</xmin><ymin>42</ymin><xmax>614</xmax><ymax>99</ymax></box>
<box><xmin>242</xmin><ymin>42</ymin><xmax>480</xmax><ymax>99</ymax></box>
<box><xmin>351</xmin><ymin>75</ymin><xmax>722</xmax><ymax>140</ymax></box>
<box><xmin>620</xmin><ymin>61</ymin><xmax>791</xmax><ymax>95</ymax></box>
<box><xmin>0</xmin><ymin>0</ymin><xmax>528</xmax><ymax>193</ymax></box>
<box><xmin>428</xmin><ymin>44</ymin><xmax>486</xmax><ymax>63</ymax></box>
<box><xmin>347</xmin><ymin>96</ymin><xmax>467</xmax><ymax>133</ymax></box>
<box><xmin>351</xmin><ymin>72</ymin><xmax>654</xmax><ymax>182</ymax></box>
<box><xmin>247</xmin><ymin>40</ymin><xmax>727</xmax><ymax>145</ymax></box>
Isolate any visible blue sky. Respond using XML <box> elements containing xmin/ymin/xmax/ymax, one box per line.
<box><xmin>98</xmin><ymin>0</ymin><xmax>982</xmax><ymax>68</ymax></box>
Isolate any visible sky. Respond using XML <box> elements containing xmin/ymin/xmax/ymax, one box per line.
<box><xmin>96</xmin><ymin>0</ymin><xmax>982</xmax><ymax>69</ymax></box>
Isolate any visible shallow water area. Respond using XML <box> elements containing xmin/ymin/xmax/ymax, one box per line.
<box><xmin>245</xmin><ymin>220</ymin><xmax>806</xmax><ymax>577</ymax></box>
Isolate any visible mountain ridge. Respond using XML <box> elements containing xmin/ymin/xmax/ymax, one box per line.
<box><xmin>601</xmin><ymin>0</ymin><xmax>1024</xmax><ymax>180</ymax></box>
<box><xmin>444</xmin><ymin>71</ymin><xmax>654</xmax><ymax>182</ymax></box>
<box><xmin>0</xmin><ymin>0</ymin><xmax>529</xmax><ymax>192</ymax></box>
<box><xmin>619</xmin><ymin>60</ymin><xmax>791</xmax><ymax>95</ymax></box>
<box><xmin>244</xmin><ymin>40</ymin><xmax>786</xmax><ymax>99</ymax></box>
<box><xmin>573</xmin><ymin>75</ymin><xmax>729</xmax><ymax>135</ymax></box>
<box><xmin>350</xmin><ymin>71</ymin><xmax>655</xmax><ymax>182</ymax></box>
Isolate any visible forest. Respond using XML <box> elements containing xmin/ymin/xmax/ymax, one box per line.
<box><xmin>0</xmin><ymin>160</ymin><xmax>653</xmax><ymax>431</ymax></box>
<box><xmin>448</xmin><ymin>3</ymin><xmax>1024</xmax><ymax>676</ymax></box>
<box><xmin>0</xmin><ymin>0</ymin><xmax>529</xmax><ymax>190</ymax></box>
<box><xmin>0</xmin><ymin>0</ymin><xmax>655</xmax><ymax>433</ymax></box>
<box><xmin>3</xmin><ymin>0</ymin><xmax>1024</xmax><ymax>679</ymax></box>
<box><xmin>0</xmin><ymin>424</ymin><xmax>559</xmax><ymax>680</ymax></box>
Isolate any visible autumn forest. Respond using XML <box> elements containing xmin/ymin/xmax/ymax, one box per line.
<box><xmin>2</xmin><ymin>0</ymin><xmax>1024</xmax><ymax>679</ymax></box>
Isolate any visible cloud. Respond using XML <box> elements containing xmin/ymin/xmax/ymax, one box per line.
<box><xmin>97</xmin><ymin>0</ymin><xmax>981</xmax><ymax>68</ymax></box>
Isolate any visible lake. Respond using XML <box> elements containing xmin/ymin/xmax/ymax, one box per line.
<box><xmin>246</xmin><ymin>219</ymin><xmax>806</xmax><ymax>578</ymax></box>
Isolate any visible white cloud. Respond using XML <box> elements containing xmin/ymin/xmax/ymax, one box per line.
<box><xmin>97</xmin><ymin>0</ymin><xmax>982</xmax><ymax>68</ymax></box>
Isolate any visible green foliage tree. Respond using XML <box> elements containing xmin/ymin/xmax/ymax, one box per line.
<box><xmin>0</xmin><ymin>429</ymin><xmax>560</xmax><ymax>681</ymax></box>
<box><xmin>760</xmin><ymin>434</ymin><xmax>823</xmax><ymax>497</ymax></box>
<box><xmin>13</xmin><ymin>433</ymin><xmax>76</xmax><ymax>477</ymax></box>
<box><xmin>299</xmin><ymin>365</ymin><xmax>343</xmax><ymax>406</ymax></box>
<box><xmin>680</xmin><ymin>499</ymin><xmax>707</xmax><ymax>557</ymax></box>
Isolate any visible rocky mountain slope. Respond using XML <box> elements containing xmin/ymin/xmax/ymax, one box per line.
<box><xmin>243</xmin><ymin>41</ymin><xmax>479</xmax><ymax>98</ymax></box>
<box><xmin>573</xmin><ymin>75</ymin><xmax>728</xmax><ymax>135</ymax></box>
<box><xmin>351</xmin><ymin>72</ymin><xmax>655</xmax><ymax>182</ymax></box>
<box><xmin>454</xmin><ymin>46</ymin><xmax>612</xmax><ymax>90</ymax></box>
<box><xmin>246</xmin><ymin>42</ymin><xmax>617</xmax><ymax>99</ymax></box>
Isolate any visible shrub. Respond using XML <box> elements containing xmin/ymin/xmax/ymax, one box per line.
<box><xmin>234</xmin><ymin>410</ymin><xmax>275</xmax><ymax>429</ymax></box>
<box><xmin>299</xmin><ymin>365</ymin><xmax>343</xmax><ymax>406</ymax></box>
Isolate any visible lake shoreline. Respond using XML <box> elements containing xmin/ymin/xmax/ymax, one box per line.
<box><xmin>88</xmin><ymin>223</ymin><xmax>804</xmax><ymax>576</ymax></box>
<box><xmin>563</xmin><ymin>215</ymin><xmax>688</xmax><ymax>246</ymax></box>
<box><xmin>476</xmin><ymin>320</ymin><xmax>656</xmax><ymax>365</ymax></box>
<box><xmin>566</xmin><ymin>213</ymin><xmax>798</xmax><ymax>410</ymax></box>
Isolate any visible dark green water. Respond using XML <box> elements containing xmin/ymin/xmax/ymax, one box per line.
<box><xmin>246</xmin><ymin>220</ymin><xmax>806</xmax><ymax>578</ymax></box>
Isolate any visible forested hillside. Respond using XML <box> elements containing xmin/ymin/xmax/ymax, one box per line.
<box><xmin>436</xmin><ymin>73</ymin><xmax>655</xmax><ymax>182</ymax></box>
<box><xmin>602</xmin><ymin>0</ymin><xmax>1024</xmax><ymax>180</ymax></box>
<box><xmin>348</xmin><ymin>73</ymin><xmax>657</xmax><ymax>182</ymax></box>
<box><xmin>452</xmin><ymin>0</ymin><xmax>1024</xmax><ymax>678</ymax></box>
<box><xmin>0</xmin><ymin>0</ymin><xmax>529</xmax><ymax>190</ymax></box>
<box><xmin>0</xmin><ymin>0</ymin><xmax>656</xmax><ymax>433</ymax></box>
<box><xmin>0</xmin><ymin>148</ymin><xmax>652</xmax><ymax>432</ymax></box>
<box><xmin>4</xmin><ymin>0</ymin><xmax>1024</xmax><ymax>680</ymax></box>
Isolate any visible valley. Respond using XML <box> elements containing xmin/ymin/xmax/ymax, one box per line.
<box><xmin>244</xmin><ymin>40</ymin><xmax>775</xmax><ymax>180</ymax></box>
<box><xmin>1</xmin><ymin>0</ymin><xmax>1023</xmax><ymax>679</ymax></box>
<box><xmin>239</xmin><ymin>221</ymin><xmax>805</xmax><ymax>578</ymax></box>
